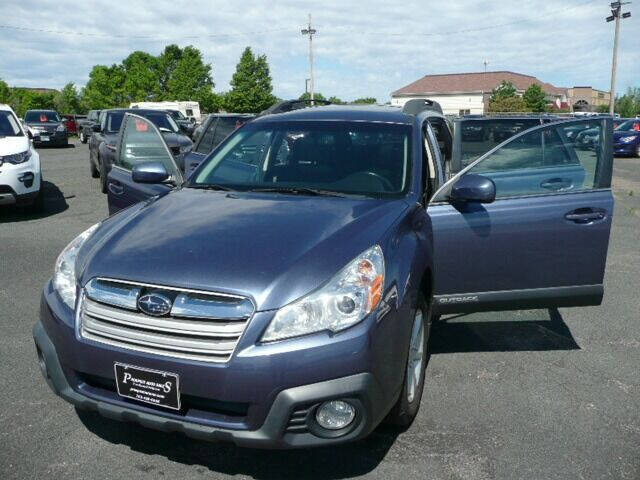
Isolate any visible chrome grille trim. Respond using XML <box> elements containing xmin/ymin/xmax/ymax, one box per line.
<box><xmin>79</xmin><ymin>278</ymin><xmax>254</xmax><ymax>363</ymax></box>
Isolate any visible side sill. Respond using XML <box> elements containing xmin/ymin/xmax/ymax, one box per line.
<box><xmin>432</xmin><ymin>284</ymin><xmax>603</xmax><ymax>315</ymax></box>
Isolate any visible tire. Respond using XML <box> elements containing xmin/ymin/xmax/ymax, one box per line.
<box><xmin>99</xmin><ymin>157</ymin><xmax>108</xmax><ymax>194</ymax></box>
<box><xmin>25</xmin><ymin>177</ymin><xmax>45</xmax><ymax>214</ymax></box>
<box><xmin>90</xmin><ymin>155</ymin><xmax>100</xmax><ymax>178</ymax></box>
<box><xmin>385</xmin><ymin>293</ymin><xmax>432</xmax><ymax>427</ymax></box>
<box><xmin>79</xmin><ymin>130</ymin><xmax>87</xmax><ymax>144</ymax></box>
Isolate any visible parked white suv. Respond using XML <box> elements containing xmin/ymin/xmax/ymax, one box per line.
<box><xmin>0</xmin><ymin>104</ymin><xmax>43</xmax><ymax>212</ymax></box>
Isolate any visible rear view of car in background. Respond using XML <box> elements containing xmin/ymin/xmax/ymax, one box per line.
<box><xmin>24</xmin><ymin>110</ymin><xmax>68</xmax><ymax>147</ymax></box>
<box><xmin>77</xmin><ymin>110</ymin><xmax>101</xmax><ymax>144</ymax></box>
<box><xmin>613</xmin><ymin>119</ymin><xmax>640</xmax><ymax>157</ymax></box>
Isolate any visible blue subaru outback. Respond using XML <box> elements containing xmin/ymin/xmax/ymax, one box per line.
<box><xmin>34</xmin><ymin>104</ymin><xmax>614</xmax><ymax>448</ymax></box>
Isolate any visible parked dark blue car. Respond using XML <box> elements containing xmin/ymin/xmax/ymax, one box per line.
<box><xmin>613</xmin><ymin>118</ymin><xmax>640</xmax><ymax>157</ymax></box>
<box><xmin>34</xmin><ymin>106</ymin><xmax>614</xmax><ymax>448</ymax></box>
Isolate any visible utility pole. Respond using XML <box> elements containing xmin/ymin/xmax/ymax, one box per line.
<box><xmin>606</xmin><ymin>1</ymin><xmax>631</xmax><ymax>116</ymax></box>
<box><xmin>301</xmin><ymin>14</ymin><xmax>317</xmax><ymax>104</ymax></box>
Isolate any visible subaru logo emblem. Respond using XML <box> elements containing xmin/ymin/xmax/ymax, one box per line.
<box><xmin>137</xmin><ymin>293</ymin><xmax>172</xmax><ymax>316</ymax></box>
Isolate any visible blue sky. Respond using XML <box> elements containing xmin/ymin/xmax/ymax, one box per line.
<box><xmin>0</xmin><ymin>0</ymin><xmax>638</xmax><ymax>102</ymax></box>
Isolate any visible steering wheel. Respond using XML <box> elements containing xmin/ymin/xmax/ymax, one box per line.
<box><xmin>363</xmin><ymin>171</ymin><xmax>395</xmax><ymax>191</ymax></box>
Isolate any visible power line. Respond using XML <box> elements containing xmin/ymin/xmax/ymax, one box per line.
<box><xmin>0</xmin><ymin>24</ymin><xmax>291</xmax><ymax>40</ymax></box>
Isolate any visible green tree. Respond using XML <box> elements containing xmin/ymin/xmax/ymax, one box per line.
<box><xmin>298</xmin><ymin>91</ymin><xmax>327</xmax><ymax>101</ymax></box>
<box><xmin>328</xmin><ymin>96</ymin><xmax>345</xmax><ymax>105</ymax></box>
<box><xmin>0</xmin><ymin>78</ymin><xmax>10</xmax><ymax>104</ymax></box>
<box><xmin>596</xmin><ymin>104</ymin><xmax>610</xmax><ymax>113</ymax></box>
<box><xmin>523</xmin><ymin>84</ymin><xmax>547</xmax><ymax>112</ymax></box>
<box><xmin>488</xmin><ymin>96</ymin><xmax>529</xmax><ymax>113</ymax></box>
<box><xmin>157</xmin><ymin>44</ymin><xmax>183</xmax><ymax>94</ymax></box>
<box><xmin>490</xmin><ymin>81</ymin><xmax>518</xmax><ymax>102</ymax></box>
<box><xmin>54</xmin><ymin>82</ymin><xmax>82</xmax><ymax>113</ymax></box>
<box><xmin>615</xmin><ymin>87</ymin><xmax>640</xmax><ymax>117</ymax></box>
<box><xmin>9</xmin><ymin>89</ymin><xmax>56</xmax><ymax>117</ymax></box>
<box><xmin>82</xmin><ymin>64</ymin><xmax>126</xmax><ymax>109</ymax></box>
<box><xmin>352</xmin><ymin>97</ymin><xmax>377</xmax><ymax>104</ymax></box>
<box><xmin>166</xmin><ymin>46</ymin><xmax>214</xmax><ymax>106</ymax></box>
<box><xmin>224</xmin><ymin>47</ymin><xmax>276</xmax><ymax>113</ymax></box>
<box><xmin>122</xmin><ymin>51</ymin><xmax>161</xmax><ymax>102</ymax></box>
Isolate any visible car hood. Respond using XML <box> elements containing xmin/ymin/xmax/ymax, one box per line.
<box><xmin>161</xmin><ymin>132</ymin><xmax>192</xmax><ymax>148</ymax></box>
<box><xmin>613</xmin><ymin>130</ymin><xmax>639</xmax><ymax>140</ymax></box>
<box><xmin>26</xmin><ymin>122</ymin><xmax>62</xmax><ymax>128</ymax></box>
<box><xmin>0</xmin><ymin>136</ymin><xmax>30</xmax><ymax>155</ymax></box>
<box><xmin>78</xmin><ymin>189</ymin><xmax>408</xmax><ymax>311</ymax></box>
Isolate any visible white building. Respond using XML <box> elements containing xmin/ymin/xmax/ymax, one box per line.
<box><xmin>129</xmin><ymin>101</ymin><xmax>202</xmax><ymax>122</ymax></box>
<box><xmin>391</xmin><ymin>71</ymin><xmax>568</xmax><ymax>115</ymax></box>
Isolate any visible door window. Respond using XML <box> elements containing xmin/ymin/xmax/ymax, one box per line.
<box><xmin>462</xmin><ymin>120</ymin><xmax>606</xmax><ymax>199</ymax></box>
<box><xmin>212</xmin><ymin>118</ymin><xmax>240</xmax><ymax>147</ymax></box>
<box><xmin>117</xmin><ymin>114</ymin><xmax>180</xmax><ymax>179</ymax></box>
<box><xmin>195</xmin><ymin>118</ymin><xmax>217</xmax><ymax>154</ymax></box>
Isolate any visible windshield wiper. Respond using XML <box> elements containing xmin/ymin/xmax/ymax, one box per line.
<box><xmin>247</xmin><ymin>186</ymin><xmax>348</xmax><ymax>197</ymax></box>
<box><xmin>188</xmin><ymin>184</ymin><xmax>235</xmax><ymax>191</ymax></box>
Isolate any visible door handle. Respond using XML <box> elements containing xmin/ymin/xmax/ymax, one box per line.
<box><xmin>108</xmin><ymin>182</ymin><xmax>124</xmax><ymax>195</ymax></box>
<box><xmin>565</xmin><ymin>208</ymin><xmax>606</xmax><ymax>224</ymax></box>
<box><xmin>541</xmin><ymin>178</ymin><xmax>572</xmax><ymax>191</ymax></box>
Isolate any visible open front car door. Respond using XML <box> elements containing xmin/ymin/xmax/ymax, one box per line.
<box><xmin>428</xmin><ymin>117</ymin><xmax>614</xmax><ymax>315</ymax></box>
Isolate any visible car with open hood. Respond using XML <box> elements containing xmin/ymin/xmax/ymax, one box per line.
<box><xmin>34</xmin><ymin>106</ymin><xmax>614</xmax><ymax>448</ymax></box>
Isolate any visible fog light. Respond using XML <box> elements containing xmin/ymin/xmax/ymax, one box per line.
<box><xmin>315</xmin><ymin>400</ymin><xmax>356</xmax><ymax>430</ymax></box>
<box><xmin>19</xmin><ymin>172</ymin><xmax>35</xmax><ymax>188</ymax></box>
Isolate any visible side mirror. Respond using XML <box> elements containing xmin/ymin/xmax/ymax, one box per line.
<box><xmin>132</xmin><ymin>162</ymin><xmax>170</xmax><ymax>184</ymax></box>
<box><xmin>92</xmin><ymin>124</ymin><xmax>101</xmax><ymax>132</ymax></box>
<box><xmin>27</xmin><ymin>130</ymin><xmax>33</xmax><ymax>139</ymax></box>
<box><xmin>450</xmin><ymin>174</ymin><xmax>496</xmax><ymax>203</ymax></box>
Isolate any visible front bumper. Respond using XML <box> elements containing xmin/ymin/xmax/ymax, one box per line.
<box><xmin>614</xmin><ymin>143</ymin><xmax>638</xmax><ymax>156</ymax></box>
<box><xmin>0</xmin><ymin>163</ymin><xmax>41</xmax><ymax>205</ymax></box>
<box><xmin>34</xmin><ymin>283</ymin><xmax>393</xmax><ymax>448</ymax></box>
<box><xmin>33</xmin><ymin>130</ymin><xmax>68</xmax><ymax>146</ymax></box>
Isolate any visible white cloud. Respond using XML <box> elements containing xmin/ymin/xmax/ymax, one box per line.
<box><xmin>0</xmin><ymin>0</ymin><xmax>637</xmax><ymax>102</ymax></box>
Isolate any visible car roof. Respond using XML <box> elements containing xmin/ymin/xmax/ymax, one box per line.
<box><xmin>253</xmin><ymin>105</ymin><xmax>414</xmax><ymax>125</ymax></box>
<box><xmin>103</xmin><ymin>108</ymin><xmax>170</xmax><ymax>115</ymax></box>
<box><xmin>25</xmin><ymin>109</ymin><xmax>58</xmax><ymax>113</ymax></box>
<box><xmin>0</xmin><ymin>104</ymin><xmax>13</xmax><ymax>112</ymax></box>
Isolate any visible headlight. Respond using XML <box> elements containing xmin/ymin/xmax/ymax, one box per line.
<box><xmin>262</xmin><ymin>245</ymin><xmax>385</xmax><ymax>342</ymax></box>
<box><xmin>56</xmin><ymin>124</ymin><xmax>66</xmax><ymax>132</ymax></box>
<box><xmin>620</xmin><ymin>135</ymin><xmax>638</xmax><ymax>143</ymax></box>
<box><xmin>52</xmin><ymin>224</ymin><xmax>100</xmax><ymax>309</ymax></box>
<box><xmin>3</xmin><ymin>150</ymin><xmax>31</xmax><ymax>164</ymax></box>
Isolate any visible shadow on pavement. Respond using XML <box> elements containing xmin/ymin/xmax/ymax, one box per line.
<box><xmin>0</xmin><ymin>180</ymin><xmax>69</xmax><ymax>223</ymax></box>
<box><xmin>77</xmin><ymin>408</ymin><xmax>399</xmax><ymax>479</ymax></box>
<box><xmin>430</xmin><ymin>308</ymin><xmax>580</xmax><ymax>353</ymax></box>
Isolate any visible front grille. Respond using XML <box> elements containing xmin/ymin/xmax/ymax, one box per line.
<box><xmin>79</xmin><ymin>278</ymin><xmax>254</xmax><ymax>363</ymax></box>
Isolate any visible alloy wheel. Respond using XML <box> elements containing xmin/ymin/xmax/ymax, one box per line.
<box><xmin>406</xmin><ymin>309</ymin><xmax>425</xmax><ymax>403</ymax></box>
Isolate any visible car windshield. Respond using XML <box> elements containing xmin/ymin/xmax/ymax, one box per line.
<box><xmin>141</xmin><ymin>112</ymin><xmax>179</xmax><ymax>133</ymax></box>
<box><xmin>25</xmin><ymin>111</ymin><xmax>60</xmax><ymax>123</ymax></box>
<box><xmin>0</xmin><ymin>111</ymin><xmax>24</xmax><ymax>137</ymax></box>
<box><xmin>615</xmin><ymin>120</ymin><xmax>640</xmax><ymax>132</ymax></box>
<box><xmin>190</xmin><ymin>121</ymin><xmax>411</xmax><ymax>197</ymax></box>
<box><xmin>458</xmin><ymin>118</ymin><xmax>541</xmax><ymax>168</ymax></box>
<box><xmin>106</xmin><ymin>112</ymin><xmax>125</xmax><ymax>133</ymax></box>
<box><xmin>169</xmin><ymin>110</ymin><xmax>186</xmax><ymax>120</ymax></box>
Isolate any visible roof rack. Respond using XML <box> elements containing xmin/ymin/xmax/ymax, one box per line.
<box><xmin>257</xmin><ymin>99</ymin><xmax>332</xmax><ymax>117</ymax></box>
<box><xmin>402</xmin><ymin>99</ymin><xmax>443</xmax><ymax>115</ymax></box>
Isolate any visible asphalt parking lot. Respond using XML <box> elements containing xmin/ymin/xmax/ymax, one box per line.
<box><xmin>1</xmin><ymin>139</ymin><xmax>639</xmax><ymax>480</ymax></box>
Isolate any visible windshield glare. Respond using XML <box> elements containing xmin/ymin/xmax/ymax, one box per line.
<box><xmin>615</xmin><ymin>120</ymin><xmax>640</xmax><ymax>132</ymax></box>
<box><xmin>191</xmin><ymin>121</ymin><xmax>411</xmax><ymax>197</ymax></box>
<box><xmin>0</xmin><ymin>111</ymin><xmax>24</xmax><ymax>137</ymax></box>
<box><xmin>143</xmin><ymin>113</ymin><xmax>179</xmax><ymax>133</ymax></box>
<box><xmin>25</xmin><ymin>111</ymin><xmax>61</xmax><ymax>123</ymax></box>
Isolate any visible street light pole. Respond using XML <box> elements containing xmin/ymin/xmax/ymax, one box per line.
<box><xmin>606</xmin><ymin>1</ymin><xmax>632</xmax><ymax>116</ymax></box>
<box><xmin>301</xmin><ymin>14</ymin><xmax>317</xmax><ymax>105</ymax></box>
